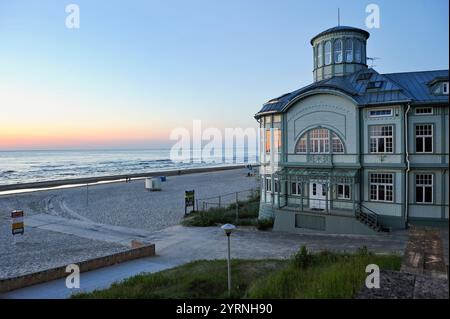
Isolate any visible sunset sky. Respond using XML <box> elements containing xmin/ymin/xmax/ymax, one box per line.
<box><xmin>0</xmin><ymin>0</ymin><xmax>448</xmax><ymax>150</ymax></box>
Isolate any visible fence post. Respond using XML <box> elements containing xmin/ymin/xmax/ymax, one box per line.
<box><xmin>235</xmin><ymin>192</ymin><xmax>239</xmax><ymax>222</ymax></box>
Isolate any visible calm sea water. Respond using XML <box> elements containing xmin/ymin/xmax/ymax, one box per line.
<box><xmin>0</xmin><ymin>149</ymin><xmax>258</xmax><ymax>186</ymax></box>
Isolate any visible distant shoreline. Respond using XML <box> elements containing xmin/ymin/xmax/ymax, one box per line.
<box><xmin>0</xmin><ymin>164</ymin><xmax>258</xmax><ymax>193</ymax></box>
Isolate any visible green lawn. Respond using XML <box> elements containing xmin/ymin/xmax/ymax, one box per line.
<box><xmin>73</xmin><ymin>247</ymin><xmax>401</xmax><ymax>299</ymax></box>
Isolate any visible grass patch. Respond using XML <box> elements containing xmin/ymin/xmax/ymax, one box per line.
<box><xmin>182</xmin><ymin>193</ymin><xmax>261</xmax><ymax>227</ymax></box>
<box><xmin>73</xmin><ymin>247</ymin><xmax>401</xmax><ymax>299</ymax></box>
<box><xmin>247</xmin><ymin>246</ymin><xmax>401</xmax><ymax>299</ymax></box>
<box><xmin>72</xmin><ymin>259</ymin><xmax>283</xmax><ymax>299</ymax></box>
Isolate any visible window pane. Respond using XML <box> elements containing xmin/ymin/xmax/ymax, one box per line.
<box><xmin>291</xmin><ymin>182</ymin><xmax>297</xmax><ymax>195</ymax></box>
<box><xmin>425</xmin><ymin>137</ymin><xmax>433</xmax><ymax>152</ymax></box>
<box><xmin>318</xmin><ymin>43</ymin><xmax>323</xmax><ymax>67</ymax></box>
<box><xmin>378</xmin><ymin>185</ymin><xmax>385</xmax><ymax>201</ymax></box>
<box><xmin>424</xmin><ymin>187</ymin><xmax>433</xmax><ymax>203</ymax></box>
<box><xmin>345</xmin><ymin>185</ymin><xmax>350</xmax><ymax>198</ymax></box>
<box><xmin>416</xmin><ymin>187</ymin><xmax>423</xmax><ymax>203</ymax></box>
<box><xmin>325</xmin><ymin>41</ymin><xmax>332</xmax><ymax>65</ymax></box>
<box><xmin>345</xmin><ymin>39</ymin><xmax>353</xmax><ymax>62</ymax></box>
<box><xmin>334</xmin><ymin>39</ymin><xmax>343</xmax><ymax>63</ymax></box>
<box><xmin>354</xmin><ymin>40</ymin><xmax>362</xmax><ymax>63</ymax></box>
<box><xmin>416</xmin><ymin>138</ymin><xmax>423</xmax><ymax>153</ymax></box>
<box><xmin>265</xmin><ymin>130</ymin><xmax>270</xmax><ymax>153</ymax></box>
<box><xmin>297</xmin><ymin>183</ymin><xmax>302</xmax><ymax>195</ymax></box>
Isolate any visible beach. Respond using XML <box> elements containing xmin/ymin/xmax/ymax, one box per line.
<box><xmin>0</xmin><ymin>168</ymin><xmax>258</xmax><ymax>279</ymax></box>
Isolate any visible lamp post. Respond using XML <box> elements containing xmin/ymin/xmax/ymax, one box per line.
<box><xmin>221</xmin><ymin>223</ymin><xmax>235</xmax><ymax>297</ymax></box>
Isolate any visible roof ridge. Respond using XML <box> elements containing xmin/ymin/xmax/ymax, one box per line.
<box><xmin>382</xmin><ymin>69</ymin><xmax>449</xmax><ymax>76</ymax></box>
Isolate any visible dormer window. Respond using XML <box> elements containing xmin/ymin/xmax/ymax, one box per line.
<box><xmin>444</xmin><ymin>82</ymin><xmax>449</xmax><ymax>94</ymax></box>
<box><xmin>366</xmin><ymin>81</ymin><xmax>384</xmax><ymax>90</ymax></box>
<box><xmin>324</xmin><ymin>41</ymin><xmax>332</xmax><ymax>65</ymax></box>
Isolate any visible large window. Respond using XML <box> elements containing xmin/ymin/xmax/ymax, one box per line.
<box><xmin>291</xmin><ymin>182</ymin><xmax>302</xmax><ymax>196</ymax></box>
<box><xmin>265</xmin><ymin>130</ymin><xmax>270</xmax><ymax>154</ymax></box>
<box><xmin>274</xmin><ymin>128</ymin><xmax>282</xmax><ymax>153</ymax></box>
<box><xmin>265</xmin><ymin>177</ymin><xmax>272</xmax><ymax>192</ymax></box>
<box><xmin>337</xmin><ymin>184</ymin><xmax>351</xmax><ymax>200</ymax></box>
<box><xmin>370</xmin><ymin>173</ymin><xmax>394</xmax><ymax>202</ymax></box>
<box><xmin>324</xmin><ymin>41</ymin><xmax>332</xmax><ymax>65</ymax></box>
<box><xmin>317</xmin><ymin>43</ymin><xmax>323</xmax><ymax>67</ymax></box>
<box><xmin>295</xmin><ymin>128</ymin><xmax>344</xmax><ymax>154</ymax></box>
<box><xmin>334</xmin><ymin>39</ymin><xmax>343</xmax><ymax>63</ymax></box>
<box><xmin>415</xmin><ymin>124</ymin><xmax>433</xmax><ymax>153</ymax></box>
<box><xmin>345</xmin><ymin>39</ymin><xmax>353</xmax><ymax>62</ymax></box>
<box><xmin>369</xmin><ymin>125</ymin><xmax>393</xmax><ymax>153</ymax></box>
<box><xmin>415</xmin><ymin>174</ymin><xmax>433</xmax><ymax>204</ymax></box>
<box><xmin>310</xmin><ymin>128</ymin><xmax>330</xmax><ymax>153</ymax></box>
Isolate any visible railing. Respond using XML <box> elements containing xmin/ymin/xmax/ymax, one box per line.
<box><xmin>357</xmin><ymin>203</ymin><xmax>380</xmax><ymax>227</ymax></box>
<box><xmin>306</xmin><ymin>154</ymin><xmax>332</xmax><ymax>165</ymax></box>
<box><xmin>196</xmin><ymin>189</ymin><xmax>259</xmax><ymax>212</ymax></box>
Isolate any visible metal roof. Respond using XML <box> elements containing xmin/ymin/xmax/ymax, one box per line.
<box><xmin>256</xmin><ymin>69</ymin><xmax>449</xmax><ymax>118</ymax></box>
<box><xmin>310</xmin><ymin>26</ymin><xmax>370</xmax><ymax>45</ymax></box>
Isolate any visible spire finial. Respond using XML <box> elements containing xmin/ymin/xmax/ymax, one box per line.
<box><xmin>338</xmin><ymin>8</ymin><xmax>341</xmax><ymax>26</ymax></box>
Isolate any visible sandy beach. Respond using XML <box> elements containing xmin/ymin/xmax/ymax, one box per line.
<box><xmin>0</xmin><ymin>168</ymin><xmax>258</xmax><ymax>279</ymax></box>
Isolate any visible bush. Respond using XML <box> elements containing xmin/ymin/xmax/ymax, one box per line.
<box><xmin>257</xmin><ymin>218</ymin><xmax>274</xmax><ymax>231</ymax></box>
<box><xmin>292</xmin><ymin>245</ymin><xmax>314</xmax><ymax>269</ymax></box>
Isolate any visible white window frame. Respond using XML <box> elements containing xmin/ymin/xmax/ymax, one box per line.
<box><xmin>337</xmin><ymin>183</ymin><xmax>351</xmax><ymax>200</ymax></box>
<box><xmin>415</xmin><ymin>174</ymin><xmax>433</xmax><ymax>204</ymax></box>
<box><xmin>369</xmin><ymin>125</ymin><xmax>394</xmax><ymax>154</ymax></box>
<box><xmin>369</xmin><ymin>109</ymin><xmax>393</xmax><ymax>118</ymax></box>
<box><xmin>324</xmin><ymin>41</ymin><xmax>332</xmax><ymax>65</ymax></box>
<box><xmin>415</xmin><ymin>107</ymin><xmax>433</xmax><ymax>115</ymax></box>
<box><xmin>370</xmin><ymin>173</ymin><xmax>394</xmax><ymax>202</ymax></box>
<box><xmin>310</xmin><ymin>128</ymin><xmax>330</xmax><ymax>154</ymax></box>
<box><xmin>415</xmin><ymin>124</ymin><xmax>433</xmax><ymax>154</ymax></box>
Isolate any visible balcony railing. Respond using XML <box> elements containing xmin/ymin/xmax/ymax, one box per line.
<box><xmin>306</xmin><ymin>154</ymin><xmax>332</xmax><ymax>164</ymax></box>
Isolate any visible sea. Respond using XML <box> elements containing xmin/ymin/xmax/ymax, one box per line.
<box><xmin>0</xmin><ymin>149</ymin><xmax>258</xmax><ymax>186</ymax></box>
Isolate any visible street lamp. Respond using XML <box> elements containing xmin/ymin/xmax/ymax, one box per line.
<box><xmin>221</xmin><ymin>223</ymin><xmax>235</xmax><ymax>297</ymax></box>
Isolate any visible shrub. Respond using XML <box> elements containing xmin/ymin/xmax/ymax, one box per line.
<box><xmin>292</xmin><ymin>245</ymin><xmax>313</xmax><ymax>269</ymax></box>
<box><xmin>257</xmin><ymin>218</ymin><xmax>274</xmax><ymax>231</ymax></box>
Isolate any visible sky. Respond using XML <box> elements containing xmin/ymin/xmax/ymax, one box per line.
<box><xmin>0</xmin><ymin>0</ymin><xmax>448</xmax><ymax>150</ymax></box>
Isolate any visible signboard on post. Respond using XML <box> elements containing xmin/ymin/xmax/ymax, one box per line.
<box><xmin>185</xmin><ymin>190</ymin><xmax>195</xmax><ymax>215</ymax></box>
<box><xmin>11</xmin><ymin>210</ymin><xmax>24</xmax><ymax>235</ymax></box>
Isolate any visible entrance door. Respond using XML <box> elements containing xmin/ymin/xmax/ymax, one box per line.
<box><xmin>309</xmin><ymin>181</ymin><xmax>327</xmax><ymax>210</ymax></box>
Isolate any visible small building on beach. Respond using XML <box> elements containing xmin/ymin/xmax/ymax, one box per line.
<box><xmin>255</xmin><ymin>25</ymin><xmax>449</xmax><ymax>235</ymax></box>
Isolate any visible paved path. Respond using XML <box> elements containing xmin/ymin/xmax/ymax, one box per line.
<box><xmin>26</xmin><ymin>214</ymin><xmax>154</xmax><ymax>247</ymax></box>
<box><xmin>2</xmin><ymin>225</ymin><xmax>408</xmax><ymax>299</ymax></box>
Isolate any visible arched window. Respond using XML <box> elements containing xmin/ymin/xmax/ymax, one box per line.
<box><xmin>317</xmin><ymin>43</ymin><xmax>323</xmax><ymax>67</ymax></box>
<box><xmin>313</xmin><ymin>45</ymin><xmax>317</xmax><ymax>68</ymax></box>
<box><xmin>345</xmin><ymin>39</ymin><xmax>353</xmax><ymax>62</ymax></box>
<box><xmin>324</xmin><ymin>41</ymin><xmax>332</xmax><ymax>65</ymax></box>
<box><xmin>334</xmin><ymin>39</ymin><xmax>343</xmax><ymax>63</ymax></box>
<box><xmin>332</xmin><ymin>133</ymin><xmax>344</xmax><ymax>153</ymax></box>
<box><xmin>295</xmin><ymin>128</ymin><xmax>345</xmax><ymax>154</ymax></box>
<box><xmin>354</xmin><ymin>40</ymin><xmax>362</xmax><ymax>63</ymax></box>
